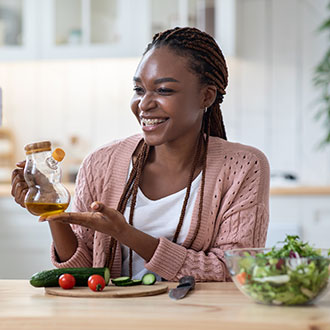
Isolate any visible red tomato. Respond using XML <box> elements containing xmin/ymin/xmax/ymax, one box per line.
<box><xmin>58</xmin><ymin>273</ymin><xmax>76</xmax><ymax>289</ymax></box>
<box><xmin>236</xmin><ymin>272</ymin><xmax>247</xmax><ymax>285</ymax></box>
<box><xmin>88</xmin><ymin>275</ymin><xmax>106</xmax><ymax>292</ymax></box>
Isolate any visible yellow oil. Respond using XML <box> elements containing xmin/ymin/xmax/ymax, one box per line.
<box><xmin>25</xmin><ymin>202</ymin><xmax>69</xmax><ymax>217</ymax></box>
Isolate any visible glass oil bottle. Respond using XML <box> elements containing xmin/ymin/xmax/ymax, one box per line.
<box><xmin>24</xmin><ymin>141</ymin><xmax>70</xmax><ymax>217</ymax></box>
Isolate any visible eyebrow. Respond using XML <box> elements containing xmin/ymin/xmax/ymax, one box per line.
<box><xmin>133</xmin><ymin>77</ymin><xmax>180</xmax><ymax>84</ymax></box>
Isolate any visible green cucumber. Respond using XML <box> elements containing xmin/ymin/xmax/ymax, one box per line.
<box><xmin>113</xmin><ymin>279</ymin><xmax>143</xmax><ymax>286</ymax></box>
<box><xmin>30</xmin><ymin>267</ymin><xmax>110</xmax><ymax>287</ymax></box>
<box><xmin>112</xmin><ymin>276</ymin><xmax>132</xmax><ymax>286</ymax></box>
<box><xmin>111</xmin><ymin>277</ymin><xmax>142</xmax><ymax>286</ymax></box>
<box><xmin>112</xmin><ymin>274</ymin><xmax>156</xmax><ymax>286</ymax></box>
<box><xmin>142</xmin><ymin>273</ymin><xmax>156</xmax><ymax>285</ymax></box>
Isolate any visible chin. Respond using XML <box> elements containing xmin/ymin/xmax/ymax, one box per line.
<box><xmin>142</xmin><ymin>135</ymin><xmax>159</xmax><ymax>147</ymax></box>
<box><xmin>141</xmin><ymin>132</ymin><xmax>168</xmax><ymax>147</ymax></box>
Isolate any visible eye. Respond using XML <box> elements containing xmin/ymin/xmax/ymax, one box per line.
<box><xmin>133</xmin><ymin>86</ymin><xmax>144</xmax><ymax>95</ymax></box>
<box><xmin>157</xmin><ymin>87</ymin><xmax>174</xmax><ymax>95</ymax></box>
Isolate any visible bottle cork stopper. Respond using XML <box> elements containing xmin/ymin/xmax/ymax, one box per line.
<box><xmin>52</xmin><ymin>148</ymin><xmax>65</xmax><ymax>162</ymax></box>
<box><xmin>25</xmin><ymin>141</ymin><xmax>51</xmax><ymax>155</ymax></box>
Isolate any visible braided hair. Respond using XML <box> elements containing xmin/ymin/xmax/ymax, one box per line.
<box><xmin>107</xmin><ymin>27</ymin><xmax>229</xmax><ymax>277</ymax></box>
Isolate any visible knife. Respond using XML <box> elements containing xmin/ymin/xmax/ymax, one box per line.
<box><xmin>169</xmin><ymin>276</ymin><xmax>195</xmax><ymax>300</ymax></box>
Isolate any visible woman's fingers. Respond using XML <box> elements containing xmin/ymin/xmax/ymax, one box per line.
<box><xmin>42</xmin><ymin>203</ymin><xmax>126</xmax><ymax>237</ymax></box>
<box><xmin>11</xmin><ymin>178</ymin><xmax>28</xmax><ymax>207</ymax></box>
<box><xmin>11</xmin><ymin>168</ymin><xmax>24</xmax><ymax>184</ymax></box>
<box><xmin>41</xmin><ymin>212</ymin><xmax>102</xmax><ymax>227</ymax></box>
<box><xmin>11</xmin><ymin>162</ymin><xmax>28</xmax><ymax>207</ymax></box>
<box><xmin>15</xmin><ymin>160</ymin><xmax>26</xmax><ymax>168</ymax></box>
<box><xmin>41</xmin><ymin>209</ymin><xmax>118</xmax><ymax>236</ymax></box>
<box><xmin>91</xmin><ymin>201</ymin><xmax>123</xmax><ymax>219</ymax></box>
<box><xmin>16</xmin><ymin>186</ymin><xmax>28</xmax><ymax>207</ymax></box>
<box><xmin>11</xmin><ymin>171</ymin><xmax>25</xmax><ymax>189</ymax></box>
<box><xmin>90</xmin><ymin>201</ymin><xmax>126</xmax><ymax>235</ymax></box>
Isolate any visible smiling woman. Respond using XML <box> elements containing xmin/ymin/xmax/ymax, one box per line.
<box><xmin>11</xmin><ymin>27</ymin><xmax>270</xmax><ymax>282</ymax></box>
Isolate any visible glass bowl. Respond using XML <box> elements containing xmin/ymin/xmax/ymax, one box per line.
<box><xmin>224</xmin><ymin>248</ymin><xmax>330</xmax><ymax>306</ymax></box>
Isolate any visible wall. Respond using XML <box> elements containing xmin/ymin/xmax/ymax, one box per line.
<box><xmin>0</xmin><ymin>0</ymin><xmax>329</xmax><ymax>185</ymax></box>
<box><xmin>225</xmin><ymin>0</ymin><xmax>330</xmax><ymax>184</ymax></box>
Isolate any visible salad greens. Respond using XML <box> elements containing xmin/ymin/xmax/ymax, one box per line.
<box><xmin>235</xmin><ymin>235</ymin><xmax>330</xmax><ymax>305</ymax></box>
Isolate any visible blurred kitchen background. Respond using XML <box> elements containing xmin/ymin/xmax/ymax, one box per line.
<box><xmin>0</xmin><ymin>0</ymin><xmax>329</xmax><ymax>278</ymax></box>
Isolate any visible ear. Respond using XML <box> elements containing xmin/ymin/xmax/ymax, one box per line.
<box><xmin>200</xmin><ymin>85</ymin><xmax>217</xmax><ymax>109</ymax></box>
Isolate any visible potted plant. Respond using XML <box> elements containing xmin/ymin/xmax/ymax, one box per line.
<box><xmin>314</xmin><ymin>1</ymin><xmax>330</xmax><ymax>147</ymax></box>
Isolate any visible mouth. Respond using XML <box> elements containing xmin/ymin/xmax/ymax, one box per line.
<box><xmin>140</xmin><ymin>117</ymin><xmax>168</xmax><ymax>126</ymax></box>
<box><xmin>140</xmin><ymin>117</ymin><xmax>169</xmax><ymax>131</ymax></box>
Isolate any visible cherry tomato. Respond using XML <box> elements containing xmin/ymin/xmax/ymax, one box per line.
<box><xmin>58</xmin><ymin>273</ymin><xmax>76</xmax><ymax>289</ymax></box>
<box><xmin>88</xmin><ymin>275</ymin><xmax>106</xmax><ymax>292</ymax></box>
<box><xmin>236</xmin><ymin>272</ymin><xmax>251</xmax><ymax>285</ymax></box>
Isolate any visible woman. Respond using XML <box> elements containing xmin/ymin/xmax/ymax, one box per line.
<box><xmin>11</xmin><ymin>27</ymin><xmax>270</xmax><ymax>281</ymax></box>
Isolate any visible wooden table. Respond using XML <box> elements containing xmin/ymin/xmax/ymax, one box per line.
<box><xmin>1</xmin><ymin>281</ymin><xmax>330</xmax><ymax>330</ymax></box>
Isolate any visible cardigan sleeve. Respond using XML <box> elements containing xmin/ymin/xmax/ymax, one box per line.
<box><xmin>50</xmin><ymin>155</ymin><xmax>95</xmax><ymax>268</ymax></box>
<box><xmin>144</xmin><ymin>203</ymin><xmax>269</xmax><ymax>281</ymax></box>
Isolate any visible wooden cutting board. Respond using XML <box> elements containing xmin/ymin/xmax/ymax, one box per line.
<box><xmin>45</xmin><ymin>283</ymin><xmax>168</xmax><ymax>298</ymax></box>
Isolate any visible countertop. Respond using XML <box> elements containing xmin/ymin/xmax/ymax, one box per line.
<box><xmin>1</xmin><ymin>183</ymin><xmax>330</xmax><ymax>198</ymax></box>
<box><xmin>1</xmin><ymin>281</ymin><xmax>330</xmax><ymax>330</ymax></box>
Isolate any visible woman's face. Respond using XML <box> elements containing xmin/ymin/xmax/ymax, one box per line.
<box><xmin>130</xmin><ymin>46</ymin><xmax>206</xmax><ymax>147</ymax></box>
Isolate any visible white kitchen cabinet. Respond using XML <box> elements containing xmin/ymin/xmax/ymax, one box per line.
<box><xmin>0</xmin><ymin>0</ymin><xmax>233</xmax><ymax>60</ymax></box>
<box><xmin>0</xmin><ymin>0</ymin><xmax>136</xmax><ymax>60</ymax></box>
<box><xmin>0</xmin><ymin>0</ymin><xmax>39</xmax><ymax>60</ymax></box>
<box><xmin>300</xmin><ymin>196</ymin><xmax>330</xmax><ymax>249</ymax></box>
<box><xmin>40</xmin><ymin>0</ymin><xmax>135</xmax><ymax>59</ymax></box>
<box><xmin>0</xmin><ymin>197</ymin><xmax>72</xmax><ymax>279</ymax></box>
<box><xmin>267</xmin><ymin>195</ymin><xmax>330</xmax><ymax>249</ymax></box>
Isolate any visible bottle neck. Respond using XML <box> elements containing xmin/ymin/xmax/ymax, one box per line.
<box><xmin>46</xmin><ymin>156</ymin><xmax>58</xmax><ymax>170</ymax></box>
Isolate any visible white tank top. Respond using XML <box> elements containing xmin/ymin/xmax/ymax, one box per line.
<box><xmin>122</xmin><ymin>163</ymin><xmax>202</xmax><ymax>280</ymax></box>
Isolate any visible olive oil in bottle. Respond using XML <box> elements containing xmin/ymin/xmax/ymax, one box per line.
<box><xmin>25</xmin><ymin>202</ymin><xmax>69</xmax><ymax>217</ymax></box>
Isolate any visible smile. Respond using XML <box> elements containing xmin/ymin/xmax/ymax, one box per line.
<box><xmin>141</xmin><ymin>118</ymin><xmax>168</xmax><ymax>127</ymax></box>
<box><xmin>140</xmin><ymin>117</ymin><xmax>169</xmax><ymax>132</ymax></box>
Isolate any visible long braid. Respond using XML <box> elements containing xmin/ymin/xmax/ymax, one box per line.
<box><xmin>108</xmin><ymin>27</ymin><xmax>229</xmax><ymax>274</ymax></box>
<box><xmin>107</xmin><ymin>142</ymin><xmax>149</xmax><ymax>270</ymax></box>
<box><xmin>190</xmin><ymin>110</ymin><xmax>211</xmax><ymax>243</ymax></box>
<box><xmin>172</xmin><ymin>131</ymin><xmax>203</xmax><ymax>243</ymax></box>
<box><xmin>127</xmin><ymin>143</ymin><xmax>150</xmax><ymax>277</ymax></box>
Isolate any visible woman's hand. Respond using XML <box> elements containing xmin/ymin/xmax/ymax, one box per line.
<box><xmin>40</xmin><ymin>202</ymin><xmax>128</xmax><ymax>239</ymax></box>
<box><xmin>11</xmin><ymin>161</ymin><xmax>28</xmax><ymax>208</ymax></box>
<box><xmin>42</xmin><ymin>201</ymin><xmax>159</xmax><ymax>262</ymax></box>
<box><xmin>11</xmin><ymin>160</ymin><xmax>58</xmax><ymax>207</ymax></box>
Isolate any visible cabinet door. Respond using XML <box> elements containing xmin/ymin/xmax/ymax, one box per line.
<box><xmin>149</xmin><ymin>0</ymin><xmax>216</xmax><ymax>38</ymax></box>
<box><xmin>267</xmin><ymin>196</ymin><xmax>303</xmax><ymax>247</ymax></box>
<box><xmin>269</xmin><ymin>195</ymin><xmax>330</xmax><ymax>249</ymax></box>
<box><xmin>0</xmin><ymin>197</ymin><xmax>53</xmax><ymax>279</ymax></box>
<box><xmin>41</xmin><ymin>0</ymin><xmax>131</xmax><ymax>59</ymax></box>
<box><xmin>301</xmin><ymin>196</ymin><xmax>330</xmax><ymax>249</ymax></box>
<box><xmin>0</xmin><ymin>0</ymin><xmax>38</xmax><ymax>60</ymax></box>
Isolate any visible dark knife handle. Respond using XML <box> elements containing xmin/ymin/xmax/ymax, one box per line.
<box><xmin>178</xmin><ymin>276</ymin><xmax>195</xmax><ymax>289</ymax></box>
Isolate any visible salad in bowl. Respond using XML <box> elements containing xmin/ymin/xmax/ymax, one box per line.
<box><xmin>224</xmin><ymin>236</ymin><xmax>330</xmax><ymax>306</ymax></box>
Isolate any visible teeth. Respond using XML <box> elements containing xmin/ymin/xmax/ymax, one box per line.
<box><xmin>141</xmin><ymin>118</ymin><xmax>167</xmax><ymax>126</ymax></box>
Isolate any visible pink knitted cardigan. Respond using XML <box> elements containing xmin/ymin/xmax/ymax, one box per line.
<box><xmin>51</xmin><ymin>134</ymin><xmax>270</xmax><ymax>282</ymax></box>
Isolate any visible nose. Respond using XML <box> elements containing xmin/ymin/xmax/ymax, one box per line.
<box><xmin>138</xmin><ymin>91</ymin><xmax>157</xmax><ymax>112</ymax></box>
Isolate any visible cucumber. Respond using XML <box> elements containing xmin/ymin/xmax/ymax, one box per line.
<box><xmin>142</xmin><ymin>273</ymin><xmax>156</xmax><ymax>285</ymax></box>
<box><xmin>112</xmin><ymin>276</ymin><xmax>132</xmax><ymax>286</ymax></box>
<box><xmin>112</xmin><ymin>274</ymin><xmax>156</xmax><ymax>286</ymax></box>
<box><xmin>111</xmin><ymin>277</ymin><xmax>142</xmax><ymax>286</ymax></box>
<box><xmin>30</xmin><ymin>267</ymin><xmax>110</xmax><ymax>287</ymax></box>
